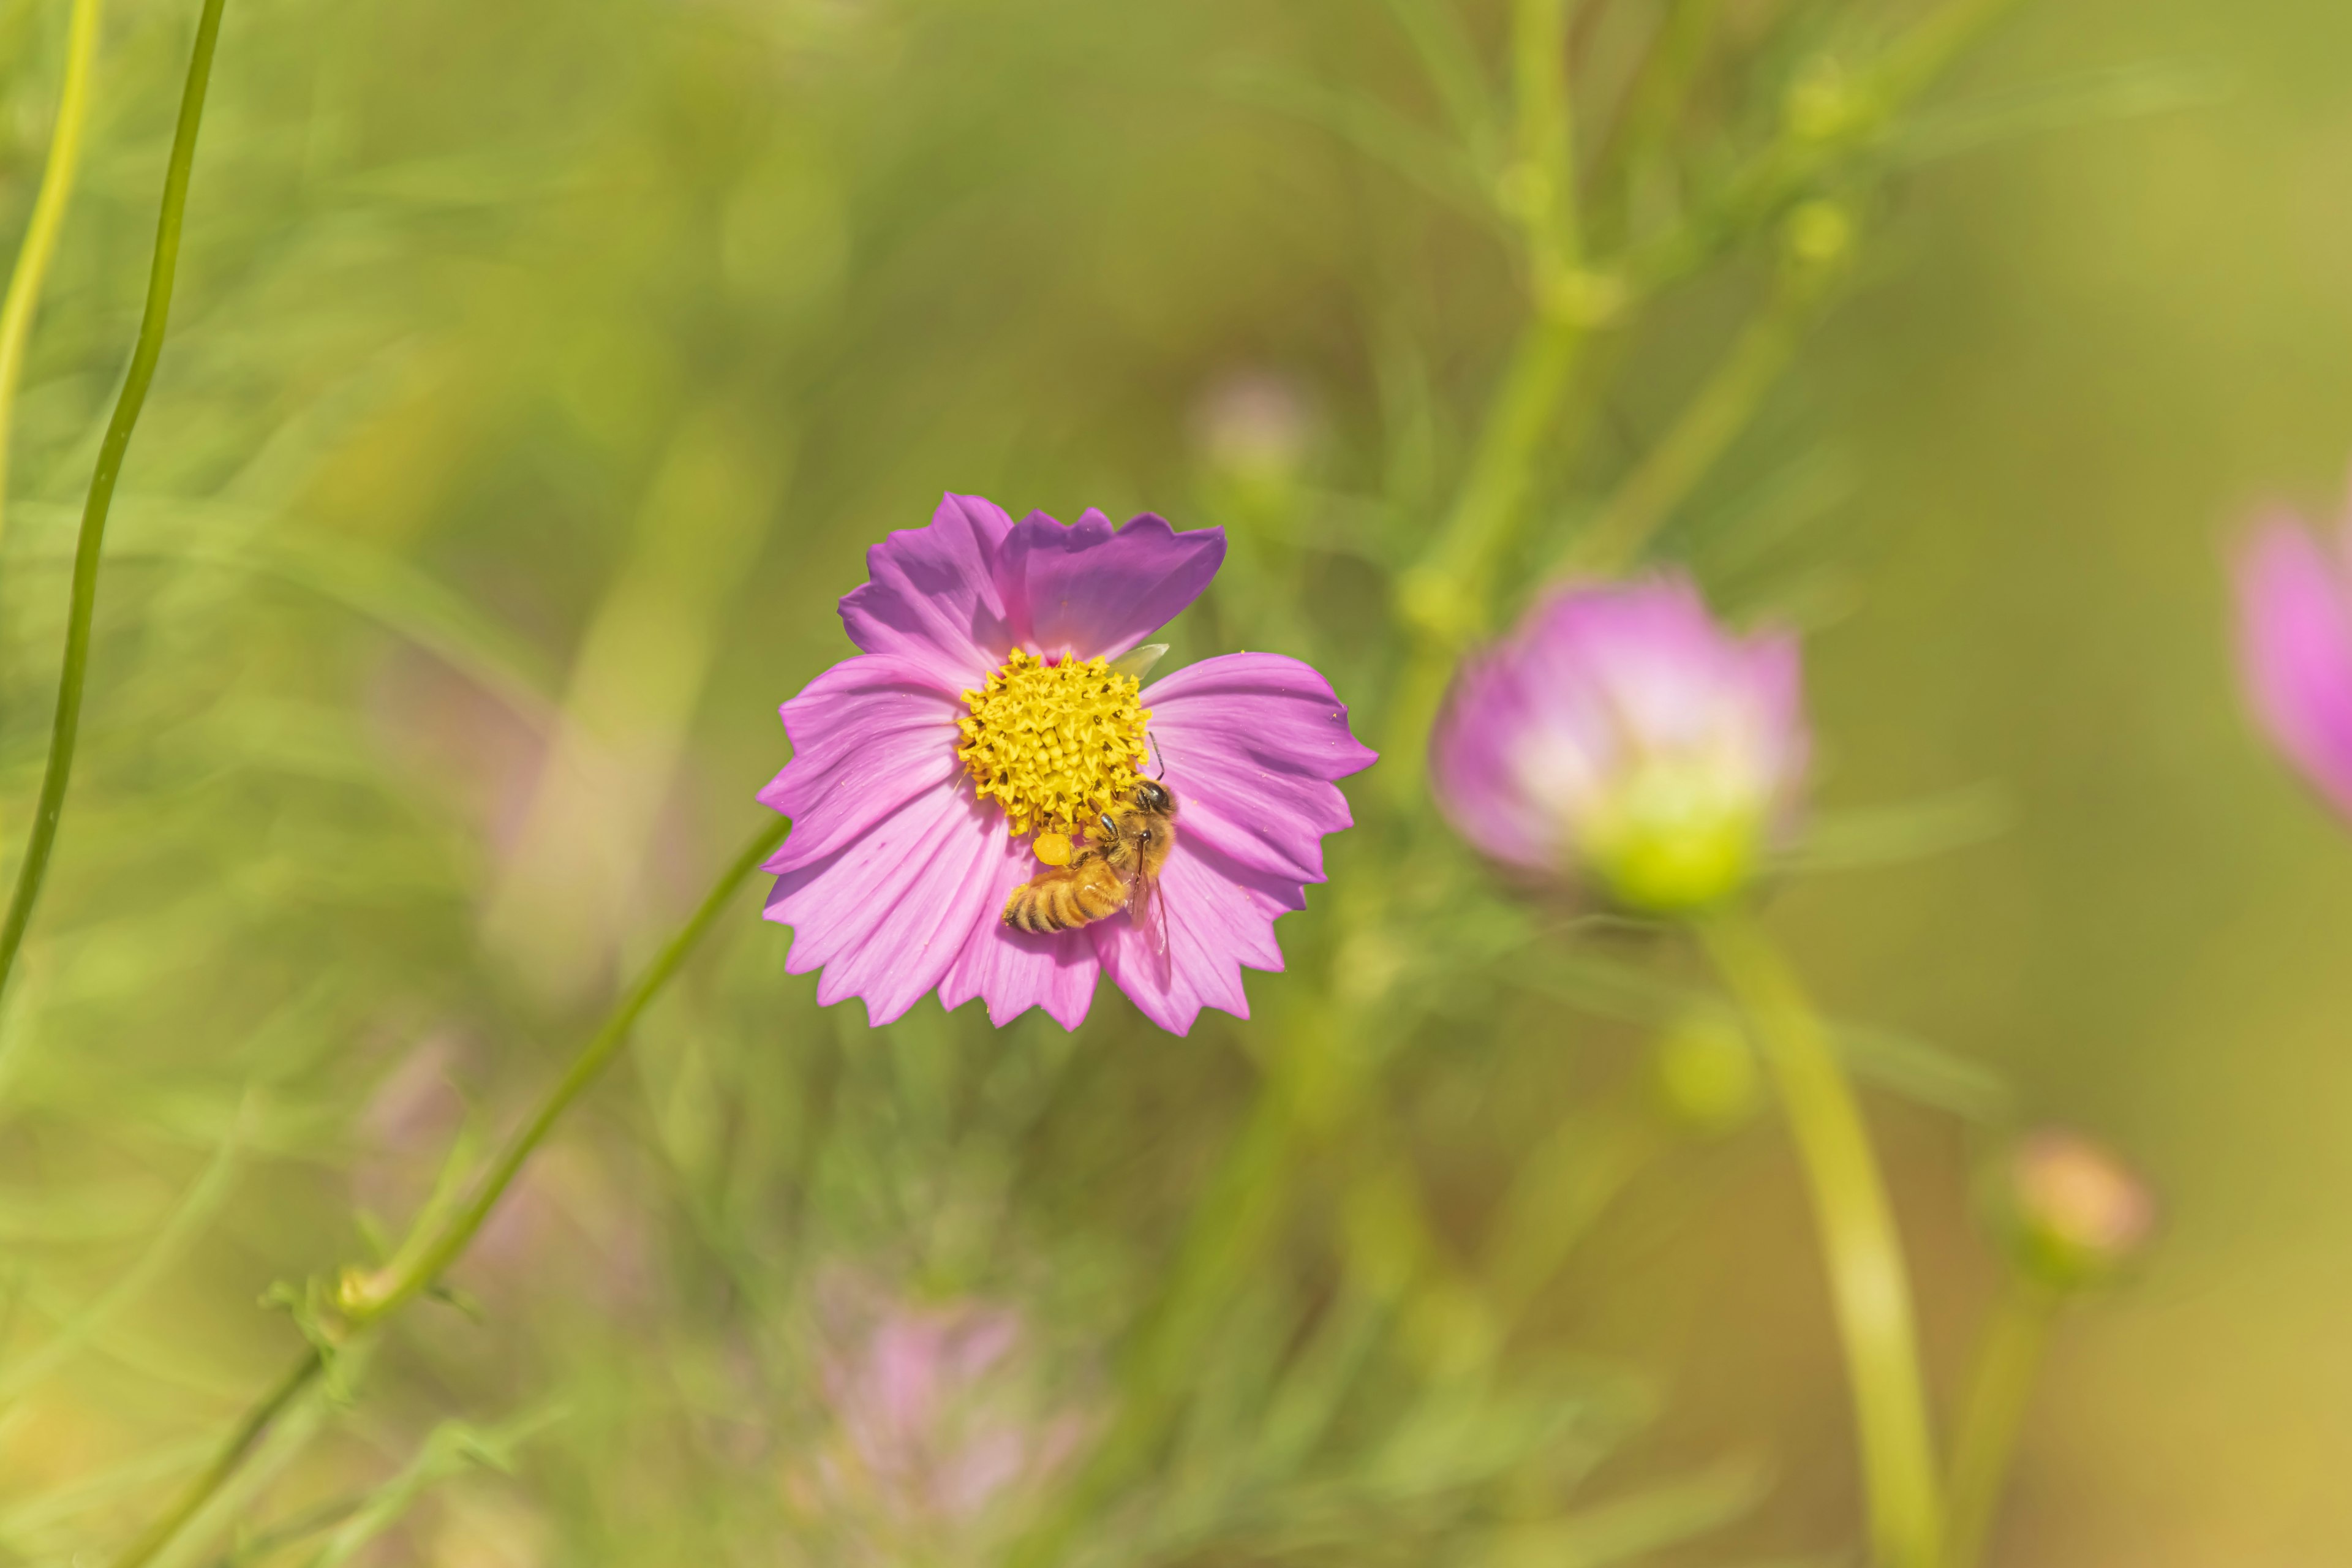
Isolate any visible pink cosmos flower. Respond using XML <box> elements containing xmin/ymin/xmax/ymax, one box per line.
<box><xmin>2235</xmin><ymin>496</ymin><xmax>2352</xmax><ymax>823</ymax></box>
<box><xmin>1428</xmin><ymin>575</ymin><xmax>1807</xmax><ymax>913</ymax></box>
<box><xmin>760</xmin><ymin>494</ymin><xmax>1374</xmax><ymax>1035</ymax></box>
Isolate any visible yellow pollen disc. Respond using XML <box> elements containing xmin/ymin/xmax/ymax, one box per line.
<box><xmin>1031</xmin><ymin>832</ymin><xmax>1074</xmax><ymax>867</ymax></box>
<box><xmin>957</xmin><ymin>648</ymin><xmax>1150</xmax><ymax>839</ymax></box>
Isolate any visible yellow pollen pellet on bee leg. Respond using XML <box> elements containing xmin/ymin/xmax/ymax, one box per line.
<box><xmin>1032</xmin><ymin>832</ymin><xmax>1074</xmax><ymax>867</ymax></box>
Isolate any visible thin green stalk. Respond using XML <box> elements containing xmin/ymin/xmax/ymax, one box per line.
<box><xmin>1386</xmin><ymin>313</ymin><xmax>1583</xmax><ymax>805</ymax></box>
<box><xmin>0</xmin><ymin>0</ymin><xmax>225</xmax><ymax>1013</ymax></box>
<box><xmin>1561</xmin><ymin>274</ymin><xmax>1819</xmax><ymax>576</ymax></box>
<box><xmin>1588</xmin><ymin>0</ymin><xmax>1723</xmax><ymax>244</ymax></box>
<box><xmin>107</xmin><ymin>1348</ymin><xmax>324</xmax><ymax>1568</ymax></box>
<box><xmin>107</xmin><ymin>816</ymin><xmax>788</xmax><ymax>1568</ymax></box>
<box><xmin>1508</xmin><ymin>0</ymin><xmax>1580</xmax><ymax>282</ymax></box>
<box><xmin>1944</xmin><ymin>1275</ymin><xmax>2059</xmax><ymax>1568</ymax></box>
<box><xmin>1382</xmin><ymin>0</ymin><xmax>1593</xmax><ymax>804</ymax></box>
<box><xmin>0</xmin><ymin>0</ymin><xmax>104</xmax><ymax>545</ymax></box>
<box><xmin>1698</xmin><ymin>908</ymin><xmax>1941</xmax><ymax>1568</ymax></box>
<box><xmin>344</xmin><ymin>815</ymin><xmax>788</xmax><ymax>1324</ymax></box>
<box><xmin>1482</xmin><ymin>1095</ymin><xmax>1663</xmax><ymax>1329</ymax></box>
<box><xmin>1626</xmin><ymin>0</ymin><xmax>2030</xmax><ymax>293</ymax></box>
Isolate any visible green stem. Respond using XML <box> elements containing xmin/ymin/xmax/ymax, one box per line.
<box><xmin>1587</xmin><ymin>0</ymin><xmax>1722</xmax><ymax>246</ymax></box>
<box><xmin>0</xmin><ymin>0</ymin><xmax>225</xmax><ymax>1012</ymax></box>
<box><xmin>0</xmin><ymin>0</ymin><xmax>105</xmax><ymax>546</ymax></box>
<box><xmin>107</xmin><ymin>816</ymin><xmax>787</xmax><ymax>1568</ymax></box>
<box><xmin>1507</xmin><ymin>0</ymin><xmax>1580</xmax><ymax>282</ymax></box>
<box><xmin>1387</xmin><ymin>314</ymin><xmax>1583</xmax><ymax>805</ymax></box>
<box><xmin>1944</xmin><ymin>1275</ymin><xmax>2059</xmax><ymax>1568</ymax></box>
<box><xmin>1698</xmin><ymin>908</ymin><xmax>1942</xmax><ymax>1568</ymax></box>
<box><xmin>1561</xmin><ymin>273</ymin><xmax>1819</xmax><ymax>576</ymax></box>
<box><xmin>107</xmin><ymin>1346</ymin><xmax>325</xmax><ymax>1568</ymax></box>
<box><xmin>1381</xmin><ymin>0</ymin><xmax>1594</xmax><ymax>805</ymax></box>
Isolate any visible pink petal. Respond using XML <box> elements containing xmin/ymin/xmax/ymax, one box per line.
<box><xmin>1430</xmin><ymin>650</ymin><xmax>1559</xmax><ymax>870</ymax></box>
<box><xmin>1093</xmin><ymin>839</ymin><xmax>1299</xmax><ymax>1036</ymax></box>
<box><xmin>839</xmin><ymin>494</ymin><xmax>1019</xmax><ymax>685</ymax></box>
<box><xmin>937</xmin><ymin>827</ymin><xmax>1102</xmax><ymax>1030</ymax></box>
<box><xmin>759</xmin><ymin>655</ymin><xmax>967</xmax><ymax>875</ymax></box>
<box><xmin>1142</xmin><ymin>652</ymin><xmax>1376</xmax><ymax>884</ymax></box>
<box><xmin>996</xmin><ymin>510</ymin><xmax>1225</xmax><ymax>661</ymax></box>
<box><xmin>764</xmin><ymin>783</ymin><xmax>1006</xmax><ymax>1027</ymax></box>
<box><xmin>2237</xmin><ymin>516</ymin><xmax>2352</xmax><ymax>816</ymax></box>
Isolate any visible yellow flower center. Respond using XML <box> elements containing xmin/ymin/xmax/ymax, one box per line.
<box><xmin>957</xmin><ymin>649</ymin><xmax>1150</xmax><ymax>839</ymax></box>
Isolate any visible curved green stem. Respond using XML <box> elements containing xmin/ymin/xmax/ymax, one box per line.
<box><xmin>1945</xmin><ymin>1275</ymin><xmax>2059</xmax><ymax>1568</ymax></box>
<box><xmin>345</xmin><ymin>815</ymin><xmax>787</xmax><ymax>1324</ymax></box>
<box><xmin>107</xmin><ymin>816</ymin><xmax>787</xmax><ymax>1568</ymax></box>
<box><xmin>1698</xmin><ymin>908</ymin><xmax>1942</xmax><ymax>1568</ymax></box>
<box><xmin>1560</xmin><ymin>272</ymin><xmax>1820</xmax><ymax>576</ymax></box>
<box><xmin>0</xmin><ymin>0</ymin><xmax>105</xmax><ymax>546</ymax></box>
<box><xmin>0</xmin><ymin>0</ymin><xmax>225</xmax><ymax>1013</ymax></box>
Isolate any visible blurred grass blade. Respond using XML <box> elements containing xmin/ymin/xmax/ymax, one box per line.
<box><xmin>7</xmin><ymin>499</ymin><xmax>562</xmax><ymax>728</ymax></box>
<box><xmin>0</xmin><ymin>1436</ymin><xmax>214</xmax><ymax>1553</ymax></box>
<box><xmin>303</xmin><ymin>1407</ymin><xmax>564</xmax><ymax>1568</ymax></box>
<box><xmin>1890</xmin><ymin>62</ymin><xmax>2232</xmax><ymax>166</ymax></box>
<box><xmin>0</xmin><ymin>0</ymin><xmax>230</xmax><ymax>1013</ymax></box>
<box><xmin>0</xmin><ymin>0</ymin><xmax>104</xmax><ymax>546</ymax></box>
<box><xmin>1483</xmin><ymin>1460</ymin><xmax>1770</xmax><ymax>1566</ymax></box>
<box><xmin>1379</xmin><ymin>0</ymin><xmax>1500</xmax><ymax>160</ymax></box>
<box><xmin>1219</xmin><ymin>64</ymin><xmax>1509</xmax><ymax>235</ymax></box>
<box><xmin>0</xmin><ymin>1090</ymin><xmax>249</xmax><ymax>1408</ymax></box>
<box><xmin>1525</xmin><ymin>951</ymin><xmax>2013</xmax><ymax>1121</ymax></box>
<box><xmin>1779</xmin><ymin>784</ymin><xmax>2014</xmax><ymax>873</ymax></box>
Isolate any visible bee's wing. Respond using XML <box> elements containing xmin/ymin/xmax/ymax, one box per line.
<box><xmin>1127</xmin><ymin>867</ymin><xmax>1174</xmax><ymax>989</ymax></box>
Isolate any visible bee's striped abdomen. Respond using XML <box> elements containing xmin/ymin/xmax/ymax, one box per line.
<box><xmin>1003</xmin><ymin>858</ymin><xmax>1127</xmax><ymax>933</ymax></box>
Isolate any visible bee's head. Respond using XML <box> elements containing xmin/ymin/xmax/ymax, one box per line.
<box><xmin>1133</xmin><ymin>778</ymin><xmax>1174</xmax><ymax>814</ymax></box>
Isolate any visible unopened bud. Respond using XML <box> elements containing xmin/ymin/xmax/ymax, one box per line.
<box><xmin>1783</xmin><ymin>200</ymin><xmax>1854</xmax><ymax>270</ymax></box>
<box><xmin>1997</xmin><ymin>1129</ymin><xmax>2157</xmax><ymax>1289</ymax></box>
<box><xmin>1785</xmin><ymin>57</ymin><xmax>1865</xmax><ymax>143</ymax></box>
<box><xmin>1650</xmin><ymin>1012</ymin><xmax>1762</xmax><ymax>1133</ymax></box>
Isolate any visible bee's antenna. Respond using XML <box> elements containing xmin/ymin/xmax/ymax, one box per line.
<box><xmin>1148</xmin><ymin>733</ymin><xmax>1168</xmax><ymax>781</ymax></box>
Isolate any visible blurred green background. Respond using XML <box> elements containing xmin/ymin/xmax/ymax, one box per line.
<box><xmin>0</xmin><ymin>0</ymin><xmax>2346</xmax><ymax>1562</ymax></box>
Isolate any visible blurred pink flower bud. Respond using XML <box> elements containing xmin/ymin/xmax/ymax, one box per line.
<box><xmin>1430</xmin><ymin>576</ymin><xmax>1809</xmax><ymax>913</ymax></box>
<box><xmin>1191</xmin><ymin>370</ymin><xmax>1313</xmax><ymax>481</ymax></box>
<box><xmin>2235</xmin><ymin>494</ymin><xmax>2352</xmax><ymax>823</ymax></box>
<box><xmin>2002</xmin><ymin>1129</ymin><xmax>2157</xmax><ymax>1289</ymax></box>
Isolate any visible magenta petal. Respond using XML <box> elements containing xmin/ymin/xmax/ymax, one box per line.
<box><xmin>765</xmin><ymin>784</ymin><xmax>1005</xmax><ymax>1027</ymax></box>
<box><xmin>839</xmin><ymin>494</ymin><xmax>1019</xmax><ymax>683</ymax></box>
<box><xmin>759</xmin><ymin>655</ymin><xmax>966</xmax><ymax>875</ymax></box>
<box><xmin>997</xmin><ymin>509</ymin><xmax>1226</xmax><ymax>660</ymax></box>
<box><xmin>1144</xmin><ymin>652</ymin><xmax>1376</xmax><ymax>884</ymax></box>
<box><xmin>1093</xmin><ymin>839</ymin><xmax>1298</xmax><ymax>1036</ymax></box>
<box><xmin>937</xmin><ymin>829</ymin><xmax>1102</xmax><ymax>1030</ymax></box>
<box><xmin>1430</xmin><ymin>652</ymin><xmax>1561</xmax><ymax>872</ymax></box>
<box><xmin>2237</xmin><ymin>517</ymin><xmax>2352</xmax><ymax>816</ymax></box>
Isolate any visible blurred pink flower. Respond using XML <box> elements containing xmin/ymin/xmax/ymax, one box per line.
<box><xmin>760</xmin><ymin>493</ymin><xmax>1374</xmax><ymax>1034</ymax></box>
<box><xmin>789</xmin><ymin>1277</ymin><xmax>1090</xmax><ymax>1558</ymax></box>
<box><xmin>2003</xmin><ymin>1128</ymin><xmax>2157</xmax><ymax>1288</ymax></box>
<box><xmin>1192</xmin><ymin>370</ymin><xmax>1313</xmax><ymax>480</ymax></box>
<box><xmin>1429</xmin><ymin>576</ymin><xmax>1808</xmax><ymax>913</ymax></box>
<box><xmin>2235</xmin><ymin>499</ymin><xmax>2352</xmax><ymax>821</ymax></box>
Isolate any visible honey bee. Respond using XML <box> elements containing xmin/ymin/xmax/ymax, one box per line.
<box><xmin>1002</xmin><ymin>771</ymin><xmax>1175</xmax><ymax>974</ymax></box>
